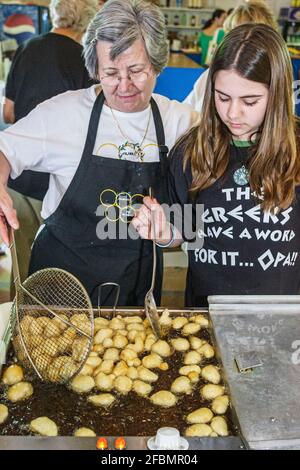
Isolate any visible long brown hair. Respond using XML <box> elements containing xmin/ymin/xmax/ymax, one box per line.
<box><xmin>183</xmin><ymin>24</ymin><xmax>300</xmax><ymax>211</ymax></box>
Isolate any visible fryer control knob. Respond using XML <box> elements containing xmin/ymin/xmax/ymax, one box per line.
<box><xmin>147</xmin><ymin>427</ymin><xmax>189</xmax><ymax>450</ymax></box>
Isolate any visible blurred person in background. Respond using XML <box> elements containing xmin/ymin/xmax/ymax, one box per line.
<box><xmin>198</xmin><ymin>9</ymin><xmax>227</xmax><ymax>68</ymax></box>
<box><xmin>2</xmin><ymin>0</ymin><xmax>99</xmax><ymax>296</ymax></box>
<box><xmin>185</xmin><ymin>1</ymin><xmax>278</xmax><ymax>112</ymax></box>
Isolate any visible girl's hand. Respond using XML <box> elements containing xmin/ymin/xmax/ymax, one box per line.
<box><xmin>132</xmin><ymin>196</ymin><xmax>172</xmax><ymax>244</ymax></box>
<box><xmin>0</xmin><ymin>183</ymin><xmax>19</xmax><ymax>245</ymax></box>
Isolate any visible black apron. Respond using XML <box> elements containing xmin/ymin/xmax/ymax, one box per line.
<box><xmin>29</xmin><ymin>91</ymin><xmax>169</xmax><ymax>307</ymax></box>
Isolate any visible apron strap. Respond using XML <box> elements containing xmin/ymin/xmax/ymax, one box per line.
<box><xmin>150</xmin><ymin>97</ymin><xmax>169</xmax><ymax>162</ymax></box>
<box><xmin>81</xmin><ymin>90</ymin><xmax>105</xmax><ymax>159</ymax></box>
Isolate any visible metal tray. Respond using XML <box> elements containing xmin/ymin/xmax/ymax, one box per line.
<box><xmin>209</xmin><ymin>295</ymin><xmax>300</xmax><ymax>450</ymax></box>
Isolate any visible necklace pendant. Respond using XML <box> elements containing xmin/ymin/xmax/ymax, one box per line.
<box><xmin>135</xmin><ymin>144</ymin><xmax>145</xmax><ymax>162</ymax></box>
<box><xmin>233</xmin><ymin>165</ymin><xmax>249</xmax><ymax>186</ymax></box>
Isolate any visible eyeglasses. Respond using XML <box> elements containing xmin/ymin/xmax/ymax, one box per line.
<box><xmin>99</xmin><ymin>70</ymin><xmax>150</xmax><ymax>87</ymax></box>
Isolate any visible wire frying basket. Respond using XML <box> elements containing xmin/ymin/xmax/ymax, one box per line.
<box><xmin>10</xmin><ymin>229</ymin><xmax>94</xmax><ymax>384</ymax></box>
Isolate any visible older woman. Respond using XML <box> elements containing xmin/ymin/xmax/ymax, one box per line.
<box><xmin>3</xmin><ymin>0</ymin><xmax>99</xmax><ymax>293</ymax></box>
<box><xmin>0</xmin><ymin>0</ymin><xmax>198</xmax><ymax>306</ymax></box>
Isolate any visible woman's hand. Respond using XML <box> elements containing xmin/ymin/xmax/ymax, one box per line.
<box><xmin>0</xmin><ymin>183</ymin><xmax>19</xmax><ymax>245</ymax></box>
<box><xmin>132</xmin><ymin>196</ymin><xmax>172</xmax><ymax>244</ymax></box>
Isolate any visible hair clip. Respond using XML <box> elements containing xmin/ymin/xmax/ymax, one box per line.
<box><xmin>91</xmin><ymin>38</ymin><xmax>97</xmax><ymax>46</ymax></box>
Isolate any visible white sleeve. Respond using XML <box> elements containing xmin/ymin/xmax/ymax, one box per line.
<box><xmin>0</xmin><ymin>104</ymin><xmax>47</xmax><ymax>179</ymax></box>
<box><xmin>183</xmin><ymin>69</ymin><xmax>209</xmax><ymax>113</ymax></box>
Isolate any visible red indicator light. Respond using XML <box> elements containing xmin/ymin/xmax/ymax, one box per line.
<box><xmin>96</xmin><ymin>437</ymin><xmax>108</xmax><ymax>450</ymax></box>
<box><xmin>114</xmin><ymin>437</ymin><xmax>126</xmax><ymax>450</ymax></box>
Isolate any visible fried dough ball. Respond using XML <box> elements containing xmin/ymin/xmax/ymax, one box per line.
<box><xmin>211</xmin><ymin>416</ymin><xmax>229</xmax><ymax>436</ymax></box>
<box><xmin>171</xmin><ymin>376</ymin><xmax>192</xmax><ymax>395</ymax></box>
<box><xmin>113</xmin><ymin>361</ymin><xmax>128</xmax><ymax>377</ymax></box>
<box><xmin>185</xmin><ymin>424</ymin><xmax>212</xmax><ymax>437</ymax></box>
<box><xmin>88</xmin><ymin>394</ymin><xmax>115</xmax><ymax>407</ymax></box>
<box><xmin>182</xmin><ymin>322</ymin><xmax>201</xmax><ymax>336</ymax></box>
<box><xmin>20</xmin><ymin>315</ymin><xmax>33</xmax><ymax>333</ymax></box>
<box><xmin>179</xmin><ymin>365</ymin><xmax>201</xmax><ymax>376</ymax></box>
<box><xmin>48</xmin><ymin>356</ymin><xmax>74</xmax><ymax>381</ymax></box>
<box><xmin>151</xmin><ymin>340</ymin><xmax>171</xmax><ymax>358</ymax></box>
<box><xmin>159</xmin><ymin>309</ymin><xmax>172</xmax><ymax>327</ymax></box>
<box><xmin>95</xmin><ymin>373</ymin><xmax>114</xmax><ymax>391</ymax></box>
<box><xmin>127</xmin><ymin>367</ymin><xmax>138</xmax><ymax>380</ymax></box>
<box><xmin>74</xmin><ymin>427</ymin><xmax>96</xmax><ymax>437</ymax></box>
<box><xmin>29</xmin><ymin>316</ymin><xmax>50</xmax><ymax>335</ymax></box>
<box><xmin>62</xmin><ymin>327</ymin><xmax>77</xmax><ymax>350</ymax></box>
<box><xmin>192</xmin><ymin>314</ymin><xmax>209</xmax><ymax>327</ymax></box>
<box><xmin>72</xmin><ymin>338</ymin><xmax>89</xmax><ymax>362</ymax></box>
<box><xmin>47</xmin><ymin>360</ymin><xmax>66</xmax><ymax>382</ymax></box>
<box><xmin>142</xmin><ymin>353</ymin><xmax>162</xmax><ymax>369</ymax></box>
<box><xmin>0</xmin><ymin>404</ymin><xmax>9</xmax><ymax>424</ymax></box>
<box><xmin>113</xmin><ymin>334</ymin><xmax>128</xmax><ymax>349</ymax></box>
<box><xmin>97</xmin><ymin>360</ymin><xmax>113</xmax><ymax>374</ymax></box>
<box><xmin>124</xmin><ymin>316</ymin><xmax>143</xmax><ymax>324</ymax></box>
<box><xmin>201</xmin><ymin>365</ymin><xmax>221</xmax><ymax>385</ymax></box>
<box><xmin>138</xmin><ymin>366</ymin><xmax>158</xmax><ymax>383</ymax></box>
<box><xmin>184</xmin><ymin>351</ymin><xmax>202</xmax><ymax>365</ymax></box>
<box><xmin>86</xmin><ymin>356</ymin><xmax>102</xmax><ymax>368</ymax></box>
<box><xmin>103</xmin><ymin>348</ymin><xmax>119</xmax><ymax>363</ymax></box>
<box><xmin>189</xmin><ymin>336</ymin><xmax>203</xmax><ymax>350</ymax></box>
<box><xmin>93</xmin><ymin>344</ymin><xmax>105</xmax><ymax>355</ymax></box>
<box><xmin>198</xmin><ymin>343</ymin><xmax>215</xmax><ymax>359</ymax></box>
<box><xmin>171</xmin><ymin>338</ymin><xmax>190</xmax><ymax>352</ymax></box>
<box><xmin>109</xmin><ymin>318</ymin><xmax>125</xmax><ymax>330</ymax></box>
<box><xmin>43</xmin><ymin>338</ymin><xmax>60</xmax><ymax>358</ymax></box>
<box><xmin>52</xmin><ymin>314</ymin><xmax>69</xmax><ymax>332</ymax></box>
<box><xmin>144</xmin><ymin>335</ymin><xmax>157</xmax><ymax>352</ymax></box>
<box><xmin>188</xmin><ymin>372</ymin><xmax>200</xmax><ymax>384</ymax></box>
<box><xmin>200</xmin><ymin>384</ymin><xmax>224</xmax><ymax>400</ymax></box>
<box><xmin>2</xmin><ymin>365</ymin><xmax>24</xmax><ymax>385</ymax></box>
<box><xmin>127</xmin><ymin>337</ymin><xmax>144</xmax><ymax>354</ymax></box>
<box><xmin>79</xmin><ymin>364</ymin><xmax>94</xmax><ymax>376</ymax></box>
<box><xmin>43</xmin><ymin>321</ymin><xmax>61</xmax><ymax>338</ymax></box>
<box><xmin>94</xmin><ymin>317</ymin><xmax>110</xmax><ymax>332</ymax></box>
<box><xmin>7</xmin><ymin>382</ymin><xmax>33</xmax><ymax>402</ymax></box>
<box><xmin>133</xmin><ymin>380</ymin><xmax>152</xmax><ymax>396</ymax></box>
<box><xmin>113</xmin><ymin>376</ymin><xmax>132</xmax><ymax>394</ymax></box>
<box><xmin>127</xmin><ymin>323</ymin><xmax>145</xmax><ymax>332</ymax></box>
<box><xmin>34</xmin><ymin>354</ymin><xmax>53</xmax><ymax>373</ymax></box>
<box><xmin>186</xmin><ymin>407</ymin><xmax>213</xmax><ymax>424</ymax></box>
<box><xmin>71</xmin><ymin>375</ymin><xmax>95</xmax><ymax>394</ymax></box>
<box><xmin>94</xmin><ymin>328</ymin><xmax>113</xmax><ymax>345</ymax></box>
<box><xmin>59</xmin><ymin>358</ymin><xmax>78</xmax><ymax>381</ymax></box>
<box><xmin>30</xmin><ymin>417</ymin><xmax>58</xmax><ymax>436</ymax></box>
<box><xmin>29</xmin><ymin>335</ymin><xmax>44</xmax><ymax>349</ymax></box>
<box><xmin>150</xmin><ymin>391</ymin><xmax>177</xmax><ymax>408</ymax></box>
<box><xmin>212</xmin><ymin>395</ymin><xmax>229</xmax><ymax>415</ymax></box>
<box><xmin>102</xmin><ymin>338</ymin><xmax>114</xmax><ymax>348</ymax></box>
<box><xmin>120</xmin><ymin>348</ymin><xmax>137</xmax><ymax>363</ymax></box>
<box><xmin>118</xmin><ymin>329</ymin><xmax>128</xmax><ymax>337</ymax></box>
<box><xmin>172</xmin><ymin>317</ymin><xmax>188</xmax><ymax>330</ymax></box>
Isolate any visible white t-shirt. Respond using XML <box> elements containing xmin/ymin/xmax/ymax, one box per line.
<box><xmin>0</xmin><ymin>85</ymin><xmax>199</xmax><ymax>219</ymax></box>
<box><xmin>183</xmin><ymin>69</ymin><xmax>209</xmax><ymax>113</ymax></box>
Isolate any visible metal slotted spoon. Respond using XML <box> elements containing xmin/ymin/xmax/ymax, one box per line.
<box><xmin>9</xmin><ymin>228</ymin><xmax>94</xmax><ymax>384</ymax></box>
<box><xmin>144</xmin><ymin>188</ymin><xmax>161</xmax><ymax>338</ymax></box>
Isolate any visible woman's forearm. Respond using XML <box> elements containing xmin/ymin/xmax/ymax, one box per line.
<box><xmin>0</xmin><ymin>151</ymin><xmax>11</xmax><ymax>186</ymax></box>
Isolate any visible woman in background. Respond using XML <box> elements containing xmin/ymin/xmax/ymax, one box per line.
<box><xmin>186</xmin><ymin>1</ymin><xmax>278</xmax><ymax>112</ymax></box>
<box><xmin>198</xmin><ymin>9</ymin><xmax>227</xmax><ymax>67</ymax></box>
<box><xmin>2</xmin><ymin>0</ymin><xmax>98</xmax><ymax>295</ymax></box>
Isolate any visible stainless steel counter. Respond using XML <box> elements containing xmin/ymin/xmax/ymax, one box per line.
<box><xmin>209</xmin><ymin>295</ymin><xmax>300</xmax><ymax>450</ymax></box>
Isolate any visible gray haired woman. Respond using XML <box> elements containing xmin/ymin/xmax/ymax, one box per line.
<box><xmin>50</xmin><ymin>0</ymin><xmax>99</xmax><ymax>36</ymax></box>
<box><xmin>0</xmin><ymin>0</ymin><xmax>198</xmax><ymax>307</ymax></box>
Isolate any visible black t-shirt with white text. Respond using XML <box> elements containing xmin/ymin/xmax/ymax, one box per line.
<box><xmin>168</xmin><ymin>142</ymin><xmax>300</xmax><ymax>307</ymax></box>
